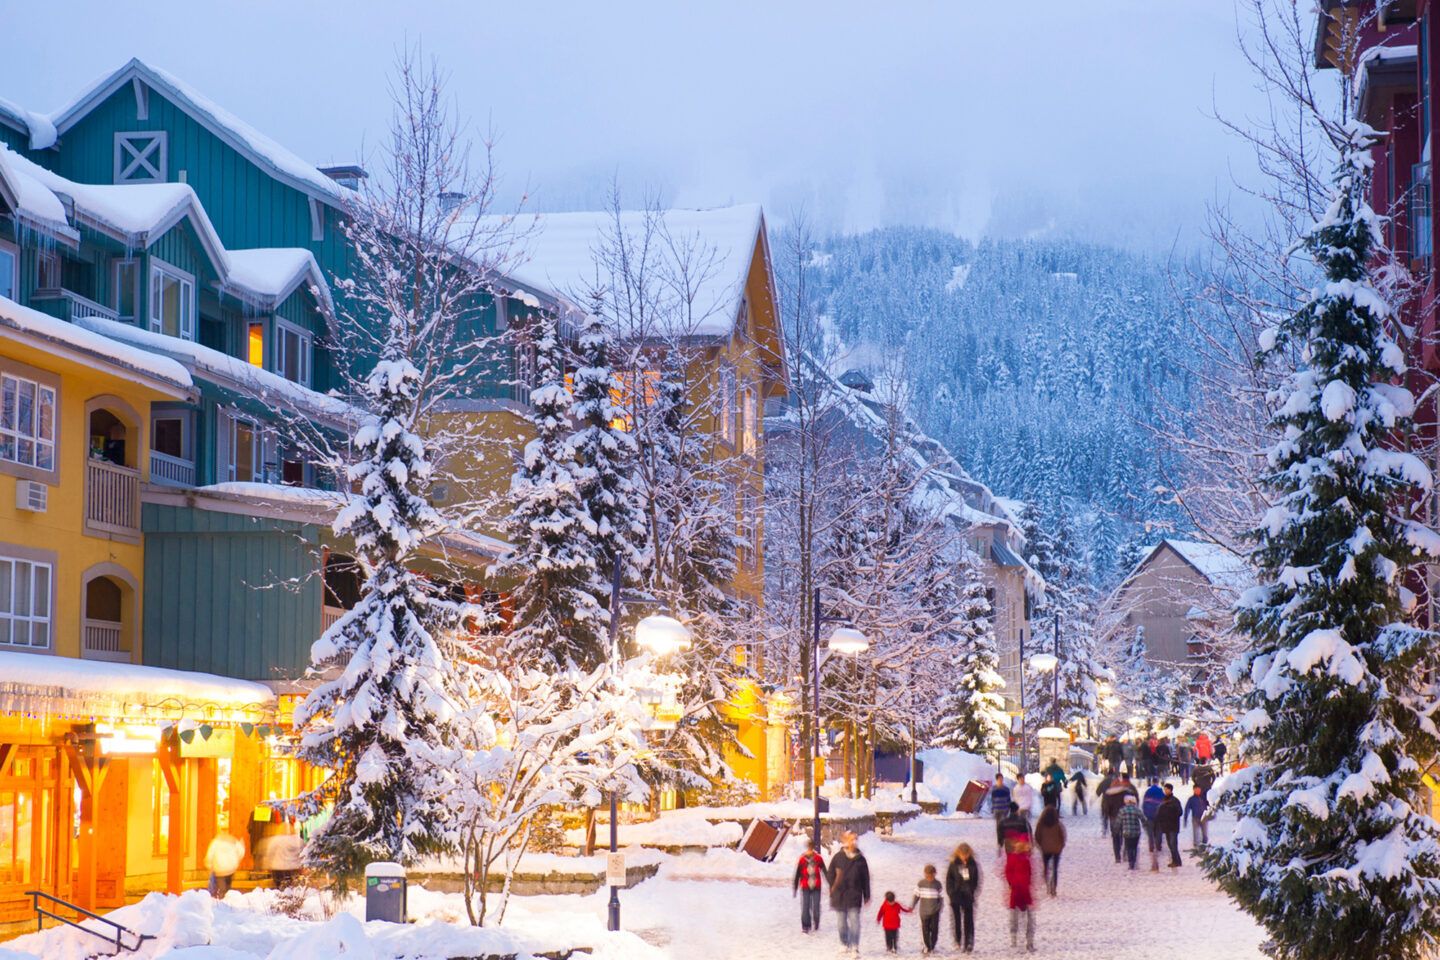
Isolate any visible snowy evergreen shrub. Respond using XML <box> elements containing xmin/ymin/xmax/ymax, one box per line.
<box><xmin>1205</xmin><ymin>124</ymin><xmax>1440</xmax><ymax>960</ymax></box>
<box><xmin>932</xmin><ymin>551</ymin><xmax>1008</xmax><ymax>760</ymax></box>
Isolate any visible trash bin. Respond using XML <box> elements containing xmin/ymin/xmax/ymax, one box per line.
<box><xmin>364</xmin><ymin>861</ymin><xmax>406</xmax><ymax>923</ymax></box>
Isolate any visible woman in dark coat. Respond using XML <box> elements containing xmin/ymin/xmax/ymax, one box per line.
<box><xmin>945</xmin><ymin>842</ymin><xmax>981</xmax><ymax>953</ymax></box>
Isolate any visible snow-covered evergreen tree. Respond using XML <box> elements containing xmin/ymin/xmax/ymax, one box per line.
<box><xmin>570</xmin><ymin>308</ymin><xmax>645</xmax><ymax>591</ymax></box>
<box><xmin>292</xmin><ymin>331</ymin><xmax>467</xmax><ymax>888</ymax></box>
<box><xmin>1114</xmin><ymin>624</ymin><xmax>1165</xmax><ymax>717</ymax></box>
<box><xmin>932</xmin><ymin>552</ymin><xmax>1008</xmax><ymax>760</ymax></box>
<box><xmin>1206</xmin><ymin>124</ymin><xmax>1440</xmax><ymax>960</ymax></box>
<box><xmin>502</xmin><ymin>314</ymin><xmax>609</xmax><ymax>669</ymax></box>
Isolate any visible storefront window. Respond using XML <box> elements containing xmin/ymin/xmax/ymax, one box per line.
<box><xmin>0</xmin><ymin>789</ymin><xmax>33</xmax><ymax>885</ymax></box>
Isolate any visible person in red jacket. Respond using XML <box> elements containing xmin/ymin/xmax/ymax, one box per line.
<box><xmin>875</xmin><ymin>891</ymin><xmax>912</xmax><ymax>953</ymax></box>
<box><xmin>1005</xmin><ymin>839</ymin><xmax>1036</xmax><ymax>952</ymax></box>
<box><xmin>793</xmin><ymin>839</ymin><xmax>826</xmax><ymax>934</ymax></box>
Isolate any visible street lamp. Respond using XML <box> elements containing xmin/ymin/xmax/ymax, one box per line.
<box><xmin>605</xmin><ymin>560</ymin><xmax>687</xmax><ymax>933</ymax></box>
<box><xmin>812</xmin><ymin>590</ymin><xmax>868</xmax><ymax>851</ymax></box>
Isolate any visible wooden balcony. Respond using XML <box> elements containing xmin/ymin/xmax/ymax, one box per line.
<box><xmin>82</xmin><ymin>618</ymin><xmax>130</xmax><ymax>662</ymax></box>
<box><xmin>31</xmin><ymin>288</ymin><xmax>119</xmax><ymax>324</ymax></box>
<box><xmin>149</xmin><ymin>450</ymin><xmax>196</xmax><ymax>487</ymax></box>
<box><xmin>85</xmin><ymin>458</ymin><xmax>140</xmax><ymax>541</ymax></box>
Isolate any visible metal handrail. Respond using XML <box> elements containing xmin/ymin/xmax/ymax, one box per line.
<box><xmin>25</xmin><ymin>889</ymin><xmax>154</xmax><ymax>954</ymax></box>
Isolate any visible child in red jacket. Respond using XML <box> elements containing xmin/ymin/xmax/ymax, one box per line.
<box><xmin>876</xmin><ymin>890</ymin><xmax>912</xmax><ymax>953</ymax></box>
<box><xmin>1005</xmin><ymin>839</ymin><xmax>1035</xmax><ymax>951</ymax></box>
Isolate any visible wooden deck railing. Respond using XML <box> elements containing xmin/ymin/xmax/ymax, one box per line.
<box><xmin>149</xmin><ymin>451</ymin><xmax>196</xmax><ymax>487</ymax></box>
<box><xmin>85</xmin><ymin>458</ymin><xmax>139</xmax><ymax>538</ymax></box>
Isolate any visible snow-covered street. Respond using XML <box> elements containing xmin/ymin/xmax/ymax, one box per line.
<box><xmin>580</xmin><ymin>805</ymin><xmax>1267</xmax><ymax>960</ymax></box>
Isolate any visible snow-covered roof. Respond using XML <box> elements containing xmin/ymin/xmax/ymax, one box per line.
<box><xmin>0</xmin><ymin>94</ymin><xmax>56</xmax><ymax>151</ymax></box>
<box><xmin>1129</xmin><ymin>538</ymin><xmax>1253</xmax><ymax>592</ymax></box>
<box><xmin>76</xmin><ymin>315</ymin><xmax>357</xmax><ymax>424</ymax></box>
<box><xmin>48</xmin><ymin>58</ymin><xmax>353</xmax><ymax>206</ymax></box>
<box><xmin>0</xmin><ymin>294</ymin><xmax>193</xmax><ymax>392</ymax></box>
<box><xmin>0</xmin><ymin>145</ymin><xmax>334</xmax><ymax>314</ymax></box>
<box><xmin>482</xmin><ymin>204</ymin><xmax>765</xmax><ymax>338</ymax></box>
<box><xmin>0</xmin><ymin>649</ymin><xmax>274</xmax><ymax>721</ymax></box>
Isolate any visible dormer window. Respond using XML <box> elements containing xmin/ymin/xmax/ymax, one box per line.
<box><xmin>149</xmin><ymin>259</ymin><xmax>194</xmax><ymax>340</ymax></box>
<box><xmin>115</xmin><ymin>132</ymin><xmax>168</xmax><ymax>184</ymax></box>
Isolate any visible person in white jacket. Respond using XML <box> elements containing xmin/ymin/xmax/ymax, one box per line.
<box><xmin>205</xmin><ymin>832</ymin><xmax>246</xmax><ymax>898</ymax></box>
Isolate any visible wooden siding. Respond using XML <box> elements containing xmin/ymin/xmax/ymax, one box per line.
<box><xmin>141</xmin><ymin>503</ymin><xmax>322</xmax><ymax>680</ymax></box>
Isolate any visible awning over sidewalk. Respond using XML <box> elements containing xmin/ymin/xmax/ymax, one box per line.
<box><xmin>0</xmin><ymin>650</ymin><xmax>276</xmax><ymax>722</ymax></box>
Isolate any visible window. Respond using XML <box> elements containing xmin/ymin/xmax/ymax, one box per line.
<box><xmin>1413</xmin><ymin>162</ymin><xmax>1433</xmax><ymax>262</ymax></box>
<box><xmin>718</xmin><ymin>365</ymin><xmax>736</xmax><ymax>444</ymax></box>
<box><xmin>228</xmin><ymin>418</ymin><xmax>258</xmax><ymax>482</ymax></box>
<box><xmin>247</xmin><ymin>322</ymin><xmax>266</xmax><ymax>368</ymax></box>
<box><xmin>35</xmin><ymin>252</ymin><xmax>58</xmax><ymax>292</ymax></box>
<box><xmin>0</xmin><ymin>241</ymin><xmax>16</xmax><ymax>301</ymax></box>
<box><xmin>152</xmin><ymin>759</ymin><xmax>174</xmax><ymax>856</ymax></box>
<box><xmin>0</xmin><ymin>556</ymin><xmax>52</xmax><ymax>649</ymax></box>
<box><xmin>274</xmin><ymin>319</ymin><xmax>312</xmax><ymax>386</ymax></box>
<box><xmin>150</xmin><ymin>261</ymin><xmax>195</xmax><ymax>340</ymax></box>
<box><xmin>0</xmin><ymin>375</ymin><xmax>56</xmax><ymax>471</ymax></box>
<box><xmin>153</xmin><ymin>417</ymin><xmax>185</xmax><ymax>459</ymax></box>
<box><xmin>114</xmin><ymin>132</ymin><xmax>167</xmax><ymax>184</ymax></box>
<box><xmin>113</xmin><ymin>259</ymin><xmax>140</xmax><ymax>322</ymax></box>
<box><xmin>737</xmin><ymin>488</ymin><xmax>759</xmax><ymax>568</ymax></box>
<box><xmin>739</xmin><ymin>386</ymin><xmax>758</xmax><ymax>455</ymax></box>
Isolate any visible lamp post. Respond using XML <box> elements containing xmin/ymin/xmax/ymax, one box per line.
<box><xmin>812</xmin><ymin>589</ymin><xmax>868</xmax><ymax>851</ymax></box>
<box><xmin>605</xmin><ymin>558</ymin><xmax>691</xmax><ymax>933</ymax></box>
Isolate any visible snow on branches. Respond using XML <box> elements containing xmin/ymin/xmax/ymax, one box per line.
<box><xmin>1205</xmin><ymin>122</ymin><xmax>1440</xmax><ymax>960</ymax></box>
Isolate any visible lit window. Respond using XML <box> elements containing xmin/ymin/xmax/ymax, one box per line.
<box><xmin>248</xmin><ymin>322</ymin><xmax>266</xmax><ymax>368</ymax></box>
<box><xmin>718</xmin><ymin>365</ymin><xmax>736</xmax><ymax>445</ymax></box>
<box><xmin>0</xmin><ymin>556</ymin><xmax>52</xmax><ymax>649</ymax></box>
<box><xmin>0</xmin><ymin>374</ymin><xmax>56</xmax><ymax>471</ymax></box>
<box><xmin>149</xmin><ymin>261</ymin><xmax>195</xmax><ymax>340</ymax></box>
<box><xmin>739</xmin><ymin>386</ymin><xmax>758</xmax><ymax>455</ymax></box>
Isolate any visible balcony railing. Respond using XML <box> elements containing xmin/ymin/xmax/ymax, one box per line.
<box><xmin>321</xmin><ymin>605</ymin><xmax>347</xmax><ymax>634</ymax></box>
<box><xmin>85</xmin><ymin>458</ymin><xmax>139</xmax><ymax>538</ymax></box>
<box><xmin>82</xmin><ymin>618</ymin><xmax>129</xmax><ymax>662</ymax></box>
<box><xmin>31</xmin><ymin>289</ymin><xmax>120</xmax><ymax>324</ymax></box>
<box><xmin>149</xmin><ymin>450</ymin><xmax>196</xmax><ymax>487</ymax></box>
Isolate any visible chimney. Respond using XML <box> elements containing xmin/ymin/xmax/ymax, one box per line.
<box><xmin>318</xmin><ymin>164</ymin><xmax>367</xmax><ymax>191</ymax></box>
<box><xmin>439</xmin><ymin>191</ymin><xmax>465</xmax><ymax>214</ymax></box>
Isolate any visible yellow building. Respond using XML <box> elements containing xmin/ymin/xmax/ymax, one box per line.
<box><xmin>459</xmin><ymin>205</ymin><xmax>793</xmax><ymax>798</ymax></box>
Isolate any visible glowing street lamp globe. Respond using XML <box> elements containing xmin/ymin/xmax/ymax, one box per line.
<box><xmin>827</xmin><ymin>626</ymin><xmax>870</xmax><ymax>655</ymax></box>
<box><xmin>634</xmin><ymin>614</ymin><xmax>692</xmax><ymax>656</ymax></box>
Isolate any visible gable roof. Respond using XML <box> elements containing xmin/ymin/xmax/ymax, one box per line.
<box><xmin>1126</xmin><ymin>538</ymin><xmax>1253</xmax><ymax>592</ymax></box>
<box><xmin>48</xmin><ymin>58</ymin><xmax>353</xmax><ymax>208</ymax></box>
<box><xmin>0</xmin><ymin>94</ymin><xmax>56</xmax><ymax>150</ymax></box>
<box><xmin>484</xmin><ymin>204</ymin><xmax>767</xmax><ymax>339</ymax></box>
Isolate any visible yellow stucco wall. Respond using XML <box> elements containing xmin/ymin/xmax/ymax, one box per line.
<box><xmin>0</xmin><ymin>331</ymin><xmax>186</xmax><ymax>661</ymax></box>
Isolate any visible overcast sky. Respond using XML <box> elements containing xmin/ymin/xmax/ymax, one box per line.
<box><xmin>4</xmin><ymin>2</ymin><xmax>1272</xmax><ymax>250</ymax></box>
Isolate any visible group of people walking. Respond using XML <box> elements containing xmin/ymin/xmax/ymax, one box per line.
<box><xmin>1099</xmin><ymin>732</ymin><xmax>1227</xmax><ymax>783</ymax></box>
<box><xmin>794</xmin><ymin>746</ymin><xmax>1221</xmax><ymax>955</ymax></box>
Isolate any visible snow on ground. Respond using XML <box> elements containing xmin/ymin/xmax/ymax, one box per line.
<box><xmin>6</xmin><ymin>799</ymin><xmax>1264</xmax><ymax>959</ymax></box>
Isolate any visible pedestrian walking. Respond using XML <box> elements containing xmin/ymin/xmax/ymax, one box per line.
<box><xmin>793</xmin><ymin>838</ymin><xmax>826</xmax><ymax>934</ymax></box>
<box><xmin>1121</xmin><ymin>738</ymin><xmax>1136</xmax><ymax>778</ymax></box>
<box><xmin>990</xmin><ymin>774</ymin><xmax>1013</xmax><ymax>849</ymax></box>
<box><xmin>1004</xmin><ymin>838</ymin><xmax>1036</xmax><ymax>952</ymax></box>
<box><xmin>910</xmin><ymin>864</ymin><xmax>944</xmax><ymax>955</ymax></box>
<box><xmin>999</xmin><ymin>802</ymin><xmax>1032</xmax><ymax>850</ymax></box>
<box><xmin>1141</xmin><ymin>736</ymin><xmax>1157</xmax><ymax>778</ymax></box>
<box><xmin>1104</xmin><ymin>735</ymin><xmax>1124</xmax><ymax>775</ymax></box>
<box><xmin>1070</xmin><ymin>768</ymin><xmax>1088</xmax><ymax>816</ymax></box>
<box><xmin>1117</xmin><ymin>795</ymin><xmax>1144</xmax><ymax>869</ymax></box>
<box><xmin>259</xmin><ymin>829</ymin><xmax>303</xmax><ymax>888</ymax></box>
<box><xmin>945</xmin><ymin>843</ymin><xmax>981</xmax><ymax>954</ymax></box>
<box><xmin>1193</xmin><ymin>761</ymin><xmax>1216</xmax><ymax>797</ymax></box>
<box><xmin>1034</xmin><ymin>805</ymin><xmax>1067</xmax><ymax>897</ymax></box>
<box><xmin>876</xmin><ymin>891</ymin><xmax>911</xmax><ymax>954</ymax></box>
<box><xmin>1184</xmin><ymin>785</ymin><xmax>1210</xmax><ymax>848</ymax></box>
<box><xmin>1103</xmin><ymin>775</ymin><xmax>1136</xmax><ymax>861</ymax></box>
<box><xmin>1155</xmin><ymin>737</ymin><xmax>1172</xmax><ymax>780</ymax></box>
<box><xmin>1157</xmin><ymin>783</ymin><xmax>1184</xmax><ymax>867</ymax></box>
<box><xmin>827</xmin><ymin>831</ymin><xmax>872</xmax><ymax>956</ymax></box>
<box><xmin>1142</xmin><ymin>780</ymin><xmax>1165</xmax><ymax>871</ymax></box>
<box><xmin>1039</xmin><ymin>776</ymin><xmax>1062</xmax><ymax>811</ymax></box>
<box><xmin>1195</xmin><ymin>732</ymin><xmax>1214</xmax><ymax>765</ymax></box>
<box><xmin>205</xmin><ymin>831</ymin><xmax>246</xmax><ymax>899</ymax></box>
<box><xmin>1214</xmin><ymin>737</ymin><xmax>1228</xmax><ymax>770</ymax></box>
<box><xmin>1013</xmin><ymin>778</ymin><xmax>1036</xmax><ymax>821</ymax></box>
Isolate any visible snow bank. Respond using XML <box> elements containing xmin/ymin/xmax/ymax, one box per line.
<box><xmin>914</xmin><ymin>748</ymin><xmax>997</xmax><ymax>810</ymax></box>
<box><xmin>0</xmin><ymin>648</ymin><xmax>272</xmax><ymax>707</ymax></box>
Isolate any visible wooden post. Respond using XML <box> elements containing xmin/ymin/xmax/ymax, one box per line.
<box><xmin>60</xmin><ymin>739</ymin><xmax>106</xmax><ymax>911</ymax></box>
<box><xmin>158</xmin><ymin>735</ymin><xmax>184</xmax><ymax>894</ymax></box>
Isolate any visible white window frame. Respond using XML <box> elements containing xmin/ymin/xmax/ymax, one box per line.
<box><xmin>114</xmin><ymin>131</ymin><xmax>168</xmax><ymax>184</ymax></box>
<box><xmin>0</xmin><ymin>554</ymin><xmax>54</xmax><ymax>650</ymax></box>
<box><xmin>273</xmin><ymin>317</ymin><xmax>313</xmax><ymax>386</ymax></box>
<box><xmin>149</xmin><ymin>258</ymin><xmax>195</xmax><ymax>341</ymax></box>
<box><xmin>0</xmin><ymin>239</ymin><xmax>17</xmax><ymax>301</ymax></box>
<box><xmin>0</xmin><ymin>373</ymin><xmax>56</xmax><ymax>472</ymax></box>
<box><xmin>113</xmin><ymin>258</ymin><xmax>141</xmax><ymax>322</ymax></box>
<box><xmin>226</xmin><ymin>415</ymin><xmax>260</xmax><ymax>483</ymax></box>
<box><xmin>719</xmin><ymin>365</ymin><xmax>736</xmax><ymax>446</ymax></box>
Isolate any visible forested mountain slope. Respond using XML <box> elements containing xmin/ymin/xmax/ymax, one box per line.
<box><xmin>802</xmin><ymin>228</ymin><xmax>1197</xmax><ymax>581</ymax></box>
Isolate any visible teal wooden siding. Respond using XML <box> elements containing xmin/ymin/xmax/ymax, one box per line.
<box><xmin>0</xmin><ymin>124</ymin><xmax>27</xmax><ymax>154</ymax></box>
<box><xmin>142</xmin><ymin>503</ymin><xmax>323</xmax><ymax>680</ymax></box>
